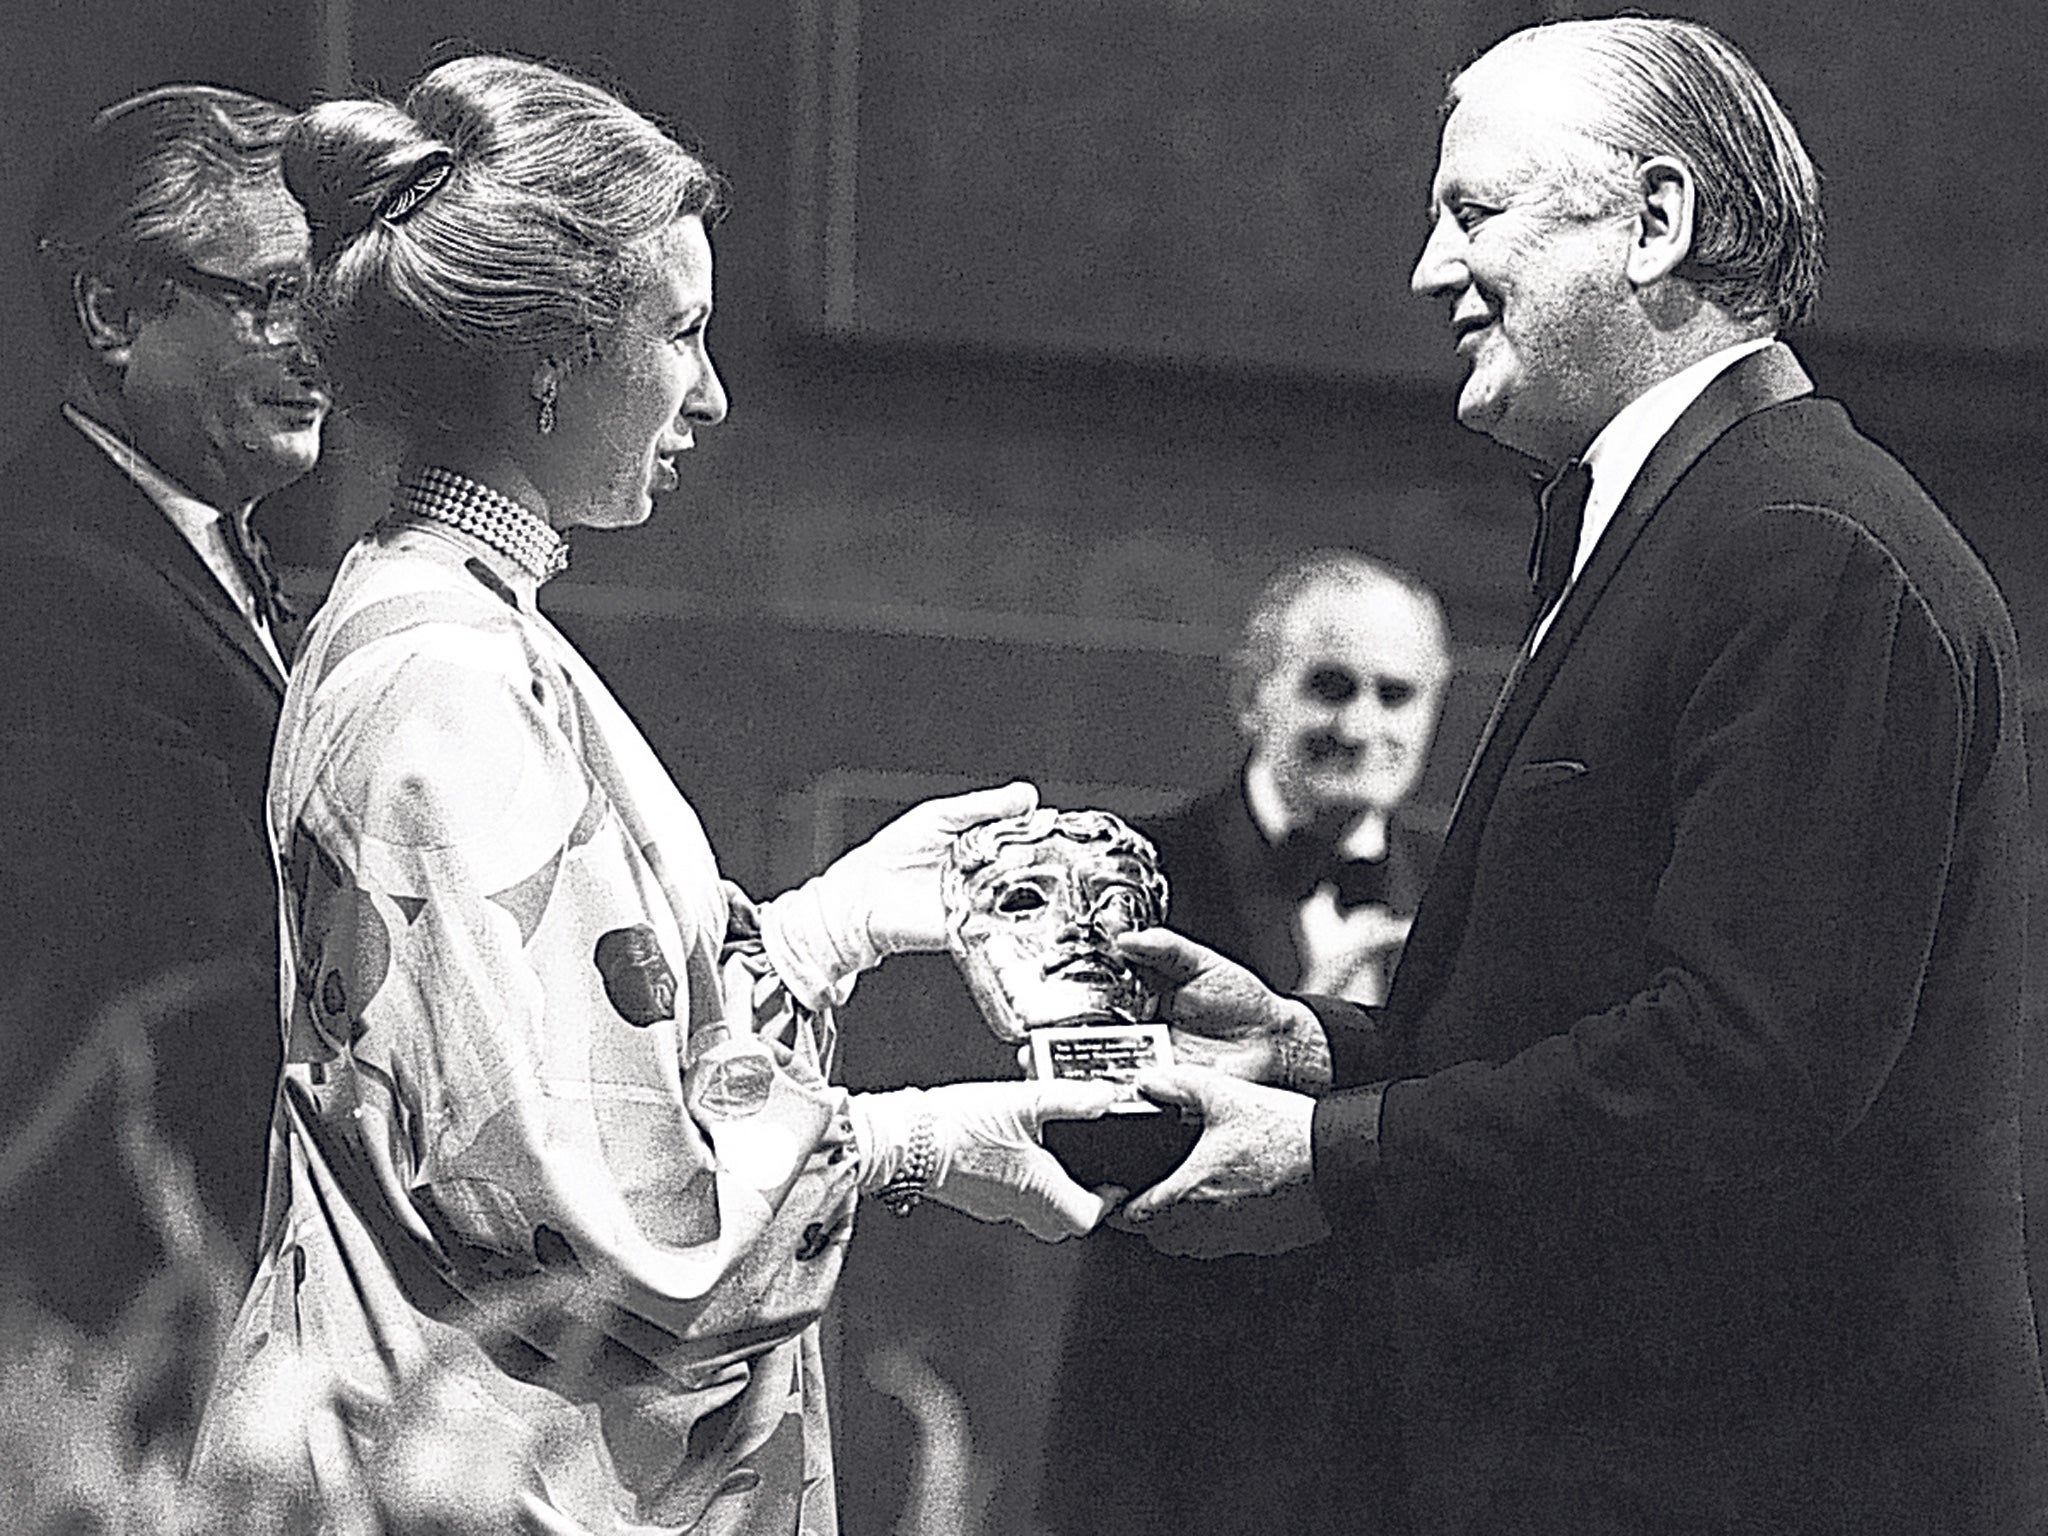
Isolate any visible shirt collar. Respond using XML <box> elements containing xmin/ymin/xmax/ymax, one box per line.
<box><xmin>1243</xmin><ymin>756</ymin><xmax>1387</xmax><ymax>860</ymax></box>
<box><xmin>64</xmin><ymin>402</ymin><xmax>250</xmax><ymax>539</ymax></box>
<box><xmin>1571</xmin><ymin>335</ymin><xmax>1775</xmax><ymax>584</ymax></box>
<box><xmin>63</xmin><ymin>404</ymin><xmax>287</xmax><ymax>672</ymax></box>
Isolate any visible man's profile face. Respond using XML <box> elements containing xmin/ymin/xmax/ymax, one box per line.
<box><xmin>1243</xmin><ymin>579</ymin><xmax>1450</xmax><ymax>823</ymax></box>
<box><xmin>1409</xmin><ymin>53</ymin><xmax>1637</xmax><ymax>464</ymax></box>
<box><xmin>948</xmin><ymin>825</ymin><xmax>1166</xmax><ymax>1045</ymax></box>
<box><xmin>118</xmin><ymin>178</ymin><xmax>327</xmax><ymax>508</ymax></box>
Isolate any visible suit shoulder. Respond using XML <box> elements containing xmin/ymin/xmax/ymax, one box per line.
<box><xmin>0</xmin><ymin>424</ymin><xmax>123</xmax><ymax>524</ymax></box>
<box><xmin>0</xmin><ymin>434</ymin><xmax>191</xmax><ymax>605</ymax></box>
<box><xmin>1682</xmin><ymin>399</ymin><xmax>2014</xmax><ymax>645</ymax></box>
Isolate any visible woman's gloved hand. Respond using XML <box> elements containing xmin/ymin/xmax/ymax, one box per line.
<box><xmin>849</xmin><ymin>1079</ymin><xmax>1123</xmax><ymax>1241</ymax></box>
<box><xmin>760</xmin><ymin>782</ymin><xmax>1038</xmax><ymax>1006</ymax></box>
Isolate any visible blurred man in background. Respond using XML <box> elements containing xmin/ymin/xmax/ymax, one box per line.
<box><xmin>0</xmin><ymin>83</ymin><xmax>324</xmax><ymax>1433</ymax></box>
<box><xmin>1040</xmin><ymin>552</ymin><xmax>1450</xmax><ymax>1536</ymax></box>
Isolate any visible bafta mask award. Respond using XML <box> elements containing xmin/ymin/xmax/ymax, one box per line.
<box><xmin>942</xmin><ymin>807</ymin><xmax>1199</xmax><ymax>1186</ymax></box>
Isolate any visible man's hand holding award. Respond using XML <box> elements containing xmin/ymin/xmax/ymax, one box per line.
<box><xmin>938</xmin><ymin>807</ymin><xmax>1329</xmax><ymax>1250</ymax></box>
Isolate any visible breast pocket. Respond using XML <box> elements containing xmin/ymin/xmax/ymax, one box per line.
<box><xmin>1484</xmin><ymin>755</ymin><xmax>1616</xmax><ymax>881</ymax></box>
<box><xmin>1513</xmin><ymin>758</ymin><xmax>1589</xmax><ymax>787</ymax></box>
<box><xmin>1485</xmin><ymin>754</ymin><xmax>1666</xmax><ymax>926</ymax></box>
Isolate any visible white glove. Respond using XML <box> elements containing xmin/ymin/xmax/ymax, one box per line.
<box><xmin>849</xmin><ymin>1079</ymin><xmax>1122</xmax><ymax>1241</ymax></box>
<box><xmin>760</xmin><ymin>781</ymin><xmax>1038</xmax><ymax>1007</ymax></box>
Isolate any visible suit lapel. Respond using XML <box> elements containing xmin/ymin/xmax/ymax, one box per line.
<box><xmin>174</xmin><ymin>537</ymin><xmax>291</xmax><ymax>694</ymax></box>
<box><xmin>1389</xmin><ymin>343</ymin><xmax>1814</xmax><ymax>1018</ymax></box>
<box><xmin>63</xmin><ymin>430</ymin><xmax>290</xmax><ymax>696</ymax></box>
<box><xmin>1204</xmin><ymin>781</ymin><xmax>1306</xmax><ymax>986</ymax></box>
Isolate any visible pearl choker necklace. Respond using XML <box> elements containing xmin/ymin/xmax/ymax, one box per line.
<box><xmin>394</xmin><ymin>466</ymin><xmax>569</xmax><ymax>582</ymax></box>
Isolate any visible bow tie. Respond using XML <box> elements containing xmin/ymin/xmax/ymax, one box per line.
<box><xmin>1528</xmin><ymin>458</ymin><xmax>1592</xmax><ymax>627</ymax></box>
<box><xmin>1272</xmin><ymin>825</ymin><xmax>1391</xmax><ymax>913</ymax></box>
<box><xmin>224</xmin><ymin>514</ymin><xmax>300</xmax><ymax>654</ymax></box>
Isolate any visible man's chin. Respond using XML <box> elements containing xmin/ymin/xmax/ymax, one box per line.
<box><xmin>1455</xmin><ymin>380</ymin><xmax>1560</xmax><ymax>460</ymax></box>
<box><xmin>1455</xmin><ymin>374</ymin><xmax>1511</xmax><ymax>437</ymax></box>
<box><xmin>237</xmin><ymin>426</ymin><xmax>323</xmax><ymax>499</ymax></box>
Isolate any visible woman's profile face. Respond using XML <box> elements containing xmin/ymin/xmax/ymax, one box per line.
<box><xmin>541</xmin><ymin>213</ymin><xmax>727</xmax><ymax>530</ymax></box>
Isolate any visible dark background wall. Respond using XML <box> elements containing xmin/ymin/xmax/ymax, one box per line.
<box><xmin>6</xmin><ymin>2</ymin><xmax>2046</xmax><ymax>1531</ymax></box>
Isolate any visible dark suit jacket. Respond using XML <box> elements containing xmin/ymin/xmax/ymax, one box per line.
<box><xmin>1041</xmin><ymin>780</ymin><xmax>1433</xmax><ymax>1536</ymax></box>
<box><xmin>0</xmin><ymin>422</ymin><xmax>285</xmax><ymax>1340</ymax></box>
<box><xmin>1310</xmin><ymin>346</ymin><xmax>2048</xmax><ymax>1533</ymax></box>
<box><xmin>1147</xmin><ymin>780</ymin><xmax>1434</xmax><ymax>994</ymax></box>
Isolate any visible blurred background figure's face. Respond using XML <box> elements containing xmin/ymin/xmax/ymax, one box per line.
<box><xmin>1243</xmin><ymin>578</ymin><xmax>1450</xmax><ymax>824</ymax></box>
<box><xmin>949</xmin><ymin>830</ymin><xmax>1165</xmax><ymax>1043</ymax></box>
<box><xmin>116</xmin><ymin>179</ymin><xmax>326</xmax><ymax>507</ymax></box>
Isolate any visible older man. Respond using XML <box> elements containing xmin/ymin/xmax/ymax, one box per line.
<box><xmin>1125</xmin><ymin>18</ymin><xmax>2048</xmax><ymax>1534</ymax></box>
<box><xmin>0</xmin><ymin>85</ymin><xmax>325</xmax><ymax>1357</ymax></box>
<box><xmin>1043</xmin><ymin>553</ymin><xmax>1450</xmax><ymax>1536</ymax></box>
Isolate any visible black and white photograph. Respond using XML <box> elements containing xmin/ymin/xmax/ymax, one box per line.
<box><xmin>2</xmin><ymin>2</ymin><xmax>2045</xmax><ymax>1531</ymax></box>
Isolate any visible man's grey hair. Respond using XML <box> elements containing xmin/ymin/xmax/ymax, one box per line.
<box><xmin>34</xmin><ymin>84</ymin><xmax>296</xmax><ymax>341</ymax></box>
<box><xmin>1457</xmin><ymin>16</ymin><xmax>1824</xmax><ymax>332</ymax></box>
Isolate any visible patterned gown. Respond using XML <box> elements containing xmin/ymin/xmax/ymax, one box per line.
<box><xmin>193</xmin><ymin>518</ymin><xmax>860</xmax><ymax>1535</ymax></box>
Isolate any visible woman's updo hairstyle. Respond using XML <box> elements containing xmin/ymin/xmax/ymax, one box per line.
<box><xmin>285</xmin><ymin>55</ymin><xmax>725</xmax><ymax>427</ymax></box>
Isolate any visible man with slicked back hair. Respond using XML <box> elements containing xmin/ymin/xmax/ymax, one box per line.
<box><xmin>1118</xmin><ymin>18</ymin><xmax>2048</xmax><ymax>1534</ymax></box>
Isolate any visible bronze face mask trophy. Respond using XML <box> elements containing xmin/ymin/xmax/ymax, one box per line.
<box><xmin>942</xmin><ymin>807</ymin><xmax>1198</xmax><ymax>1187</ymax></box>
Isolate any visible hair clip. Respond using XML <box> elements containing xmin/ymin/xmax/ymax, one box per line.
<box><xmin>378</xmin><ymin>153</ymin><xmax>453</xmax><ymax>226</ymax></box>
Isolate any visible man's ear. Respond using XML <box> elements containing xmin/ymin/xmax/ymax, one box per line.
<box><xmin>74</xmin><ymin>272</ymin><xmax>139</xmax><ymax>367</ymax></box>
<box><xmin>1626</xmin><ymin>156</ymin><xmax>1696</xmax><ymax>288</ymax></box>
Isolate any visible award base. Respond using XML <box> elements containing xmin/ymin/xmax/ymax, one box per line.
<box><xmin>1043</xmin><ymin>1111</ymin><xmax>1201</xmax><ymax>1193</ymax></box>
<box><xmin>1028</xmin><ymin>1020</ymin><xmax>1200</xmax><ymax>1190</ymax></box>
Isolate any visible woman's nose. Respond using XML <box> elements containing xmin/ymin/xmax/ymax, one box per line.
<box><xmin>686</xmin><ymin>358</ymin><xmax>728</xmax><ymax>427</ymax></box>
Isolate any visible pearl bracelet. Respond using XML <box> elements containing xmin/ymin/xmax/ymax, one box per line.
<box><xmin>874</xmin><ymin>1114</ymin><xmax>939</xmax><ymax>1217</ymax></box>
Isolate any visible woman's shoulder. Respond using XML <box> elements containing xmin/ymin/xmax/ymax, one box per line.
<box><xmin>300</xmin><ymin>526</ymin><xmax>538</xmax><ymax>691</ymax></box>
<box><xmin>280</xmin><ymin>534</ymin><xmax>589</xmax><ymax>860</ymax></box>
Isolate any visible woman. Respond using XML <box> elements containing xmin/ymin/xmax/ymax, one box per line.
<box><xmin>191</xmin><ymin>56</ymin><xmax>1117</xmax><ymax>1534</ymax></box>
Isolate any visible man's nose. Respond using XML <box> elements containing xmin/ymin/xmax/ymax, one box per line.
<box><xmin>1411</xmin><ymin>211</ymin><xmax>1467</xmax><ymax>298</ymax></box>
<box><xmin>263</xmin><ymin>309</ymin><xmax>307</xmax><ymax>349</ymax></box>
<box><xmin>280</xmin><ymin>323</ymin><xmax>319</xmax><ymax>370</ymax></box>
<box><xmin>1334</xmin><ymin>691</ymin><xmax>1395</xmax><ymax>740</ymax></box>
<box><xmin>261</xmin><ymin>300</ymin><xmax>318</xmax><ymax>362</ymax></box>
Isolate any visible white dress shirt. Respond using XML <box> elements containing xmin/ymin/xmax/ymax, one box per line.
<box><xmin>65</xmin><ymin>404</ymin><xmax>288</xmax><ymax>678</ymax></box>
<box><xmin>1245</xmin><ymin>757</ymin><xmax>1407</xmax><ymax>1002</ymax></box>
<box><xmin>1529</xmin><ymin>335</ymin><xmax>1776</xmax><ymax>654</ymax></box>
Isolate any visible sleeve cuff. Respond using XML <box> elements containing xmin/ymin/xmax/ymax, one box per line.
<box><xmin>1311</xmin><ymin>1079</ymin><xmax>1388</xmax><ymax>1231</ymax></box>
<box><xmin>758</xmin><ymin>888</ymin><xmax>860</xmax><ymax>1013</ymax></box>
<box><xmin>1300</xmin><ymin>994</ymin><xmax>1392</xmax><ymax>1089</ymax></box>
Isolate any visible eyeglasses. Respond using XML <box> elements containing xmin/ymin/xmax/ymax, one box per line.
<box><xmin>162</xmin><ymin>262</ymin><xmax>309</xmax><ymax>340</ymax></box>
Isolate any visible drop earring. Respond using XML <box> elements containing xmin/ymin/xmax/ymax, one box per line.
<box><xmin>537</xmin><ymin>376</ymin><xmax>558</xmax><ymax>436</ymax></box>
